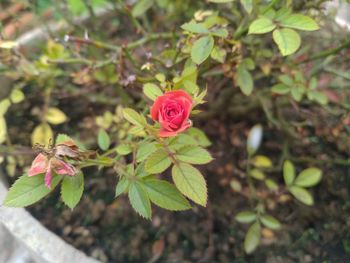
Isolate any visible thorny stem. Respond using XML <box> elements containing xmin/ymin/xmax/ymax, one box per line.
<box><xmin>299</xmin><ymin>39</ymin><xmax>350</xmax><ymax>64</ymax></box>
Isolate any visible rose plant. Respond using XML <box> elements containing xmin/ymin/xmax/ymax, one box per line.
<box><xmin>0</xmin><ymin>0</ymin><xmax>347</xmax><ymax>256</ymax></box>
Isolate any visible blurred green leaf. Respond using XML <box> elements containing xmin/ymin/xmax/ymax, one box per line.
<box><xmin>261</xmin><ymin>215</ymin><xmax>281</xmax><ymax>230</ymax></box>
<box><xmin>289</xmin><ymin>186</ymin><xmax>314</xmax><ymax>205</ymax></box>
<box><xmin>244</xmin><ymin>222</ymin><xmax>261</xmax><ymax>254</ymax></box>
<box><xmin>294</xmin><ymin>168</ymin><xmax>322</xmax><ymax>187</ymax></box>
<box><xmin>235</xmin><ymin>211</ymin><xmax>257</xmax><ymax>223</ymax></box>
<box><xmin>191</xmin><ymin>35</ymin><xmax>214</xmax><ymax>64</ymax></box>
<box><xmin>273</xmin><ymin>28</ymin><xmax>301</xmax><ymax>56</ymax></box>
<box><xmin>249</xmin><ymin>17</ymin><xmax>275</xmax><ymax>34</ymax></box>
<box><xmin>98</xmin><ymin>129</ymin><xmax>110</xmax><ymax>151</ymax></box>
<box><xmin>280</xmin><ymin>14</ymin><xmax>319</xmax><ymax>31</ymax></box>
<box><xmin>283</xmin><ymin>160</ymin><xmax>295</xmax><ymax>186</ymax></box>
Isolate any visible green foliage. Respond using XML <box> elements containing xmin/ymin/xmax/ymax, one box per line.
<box><xmin>172</xmin><ymin>163</ymin><xmax>207</xmax><ymax>206</ymax></box>
<box><xmin>273</xmin><ymin>28</ymin><xmax>301</xmax><ymax>56</ymax></box>
<box><xmin>191</xmin><ymin>36</ymin><xmax>214</xmax><ymax>64</ymax></box>
<box><xmin>176</xmin><ymin>145</ymin><xmax>213</xmax><ymax>164</ymax></box>
<box><xmin>235</xmin><ymin>211</ymin><xmax>256</xmax><ymax>223</ymax></box>
<box><xmin>4</xmin><ymin>174</ymin><xmax>62</xmax><ymax>207</ymax></box>
<box><xmin>244</xmin><ymin>222</ymin><xmax>261</xmax><ymax>254</ymax></box>
<box><xmin>145</xmin><ymin>149</ymin><xmax>172</xmax><ymax>174</ymax></box>
<box><xmin>128</xmin><ymin>181</ymin><xmax>152</xmax><ymax>219</ymax></box>
<box><xmin>143</xmin><ymin>178</ymin><xmax>191</xmax><ymax>210</ymax></box>
<box><xmin>61</xmin><ymin>172</ymin><xmax>84</xmax><ymax>209</ymax></box>
<box><xmin>283</xmin><ymin>161</ymin><xmax>323</xmax><ymax>206</ymax></box>
<box><xmin>98</xmin><ymin>129</ymin><xmax>111</xmax><ymax>151</ymax></box>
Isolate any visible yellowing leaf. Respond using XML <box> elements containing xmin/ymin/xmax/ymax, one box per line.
<box><xmin>46</xmin><ymin>107</ymin><xmax>67</xmax><ymax>125</ymax></box>
<box><xmin>31</xmin><ymin>123</ymin><xmax>53</xmax><ymax>146</ymax></box>
<box><xmin>252</xmin><ymin>155</ymin><xmax>272</xmax><ymax>168</ymax></box>
<box><xmin>10</xmin><ymin>89</ymin><xmax>25</xmax><ymax>104</ymax></box>
<box><xmin>244</xmin><ymin>222</ymin><xmax>261</xmax><ymax>254</ymax></box>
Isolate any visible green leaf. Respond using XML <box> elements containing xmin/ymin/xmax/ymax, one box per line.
<box><xmin>309</xmin><ymin>91</ymin><xmax>328</xmax><ymax>105</ymax></box>
<box><xmin>61</xmin><ymin>172</ymin><xmax>84</xmax><ymax>209</ymax></box>
<box><xmin>211</xmin><ymin>28</ymin><xmax>228</xmax><ymax>38</ymax></box>
<box><xmin>136</xmin><ymin>142</ymin><xmax>157</xmax><ymax>162</ymax></box>
<box><xmin>115</xmin><ymin>177</ymin><xmax>129</xmax><ymax>197</ymax></box>
<box><xmin>294</xmin><ymin>168</ymin><xmax>322</xmax><ymax>187</ymax></box>
<box><xmin>145</xmin><ymin>148</ymin><xmax>171</xmax><ymax>174</ymax></box>
<box><xmin>235</xmin><ymin>211</ymin><xmax>257</xmax><ymax>223</ymax></box>
<box><xmin>191</xmin><ymin>35</ymin><xmax>214</xmax><ymax>64</ymax></box>
<box><xmin>289</xmin><ymin>186</ymin><xmax>314</xmax><ymax>205</ymax></box>
<box><xmin>187</xmin><ymin>128</ymin><xmax>211</xmax><ymax>147</ymax></box>
<box><xmin>0</xmin><ymin>117</ymin><xmax>6</xmax><ymax>144</ymax></box>
<box><xmin>252</xmin><ymin>155</ymin><xmax>272</xmax><ymax>168</ymax></box>
<box><xmin>10</xmin><ymin>89</ymin><xmax>25</xmax><ymax>104</ymax></box>
<box><xmin>240</xmin><ymin>0</ymin><xmax>253</xmax><ymax>14</ymax></box>
<box><xmin>123</xmin><ymin>108</ymin><xmax>146</xmax><ymax>127</ymax></box>
<box><xmin>143</xmin><ymin>83</ymin><xmax>163</xmax><ymax>101</ymax></box>
<box><xmin>291</xmin><ymin>85</ymin><xmax>304</xmax><ymax>101</ymax></box>
<box><xmin>0</xmin><ymin>99</ymin><xmax>11</xmax><ymax>115</ymax></box>
<box><xmin>271</xmin><ymin>83</ymin><xmax>290</xmax><ymax>94</ymax></box>
<box><xmin>280</xmin><ymin>14</ymin><xmax>319</xmax><ymax>31</ymax></box>
<box><xmin>265</xmin><ymin>179</ymin><xmax>278</xmax><ymax>191</ymax></box>
<box><xmin>250</xmin><ymin>169</ymin><xmax>265</xmax><ymax>180</ymax></box>
<box><xmin>176</xmin><ymin>146</ymin><xmax>213</xmax><ymax>165</ymax></box>
<box><xmin>143</xmin><ymin>178</ymin><xmax>191</xmax><ymax>211</ymax></box>
<box><xmin>261</xmin><ymin>215</ymin><xmax>281</xmax><ymax>230</ymax></box>
<box><xmin>181</xmin><ymin>21</ymin><xmax>209</xmax><ymax>34</ymax></box>
<box><xmin>97</xmin><ymin>129</ymin><xmax>110</xmax><ymax>151</ymax></box>
<box><xmin>210</xmin><ymin>46</ymin><xmax>227</xmax><ymax>63</ymax></box>
<box><xmin>248</xmin><ymin>17</ymin><xmax>276</xmax><ymax>34</ymax></box>
<box><xmin>236</xmin><ymin>65</ymin><xmax>253</xmax><ymax>96</ymax></box>
<box><xmin>128</xmin><ymin>181</ymin><xmax>152</xmax><ymax>219</ymax></box>
<box><xmin>273</xmin><ymin>28</ymin><xmax>301</xmax><ymax>56</ymax></box>
<box><xmin>132</xmin><ymin>0</ymin><xmax>153</xmax><ymax>17</ymax></box>
<box><xmin>244</xmin><ymin>222</ymin><xmax>261</xmax><ymax>254</ymax></box>
<box><xmin>172</xmin><ymin>163</ymin><xmax>207</xmax><ymax>206</ymax></box>
<box><xmin>3</xmin><ymin>174</ymin><xmax>62</xmax><ymax>207</ymax></box>
<box><xmin>46</xmin><ymin>107</ymin><xmax>67</xmax><ymax>125</ymax></box>
<box><xmin>283</xmin><ymin>160</ymin><xmax>295</xmax><ymax>186</ymax></box>
<box><xmin>116</xmin><ymin>144</ymin><xmax>132</xmax><ymax>155</ymax></box>
<box><xmin>31</xmin><ymin>123</ymin><xmax>53</xmax><ymax>146</ymax></box>
<box><xmin>279</xmin><ymin>75</ymin><xmax>294</xmax><ymax>86</ymax></box>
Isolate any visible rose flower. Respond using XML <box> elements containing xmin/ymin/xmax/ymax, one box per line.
<box><xmin>151</xmin><ymin>90</ymin><xmax>193</xmax><ymax>137</ymax></box>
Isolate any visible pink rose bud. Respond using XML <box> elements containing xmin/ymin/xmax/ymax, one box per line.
<box><xmin>150</xmin><ymin>90</ymin><xmax>193</xmax><ymax>137</ymax></box>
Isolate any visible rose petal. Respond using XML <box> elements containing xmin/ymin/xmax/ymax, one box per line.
<box><xmin>28</xmin><ymin>154</ymin><xmax>48</xmax><ymax>177</ymax></box>
<box><xmin>159</xmin><ymin>120</ymin><xmax>192</xmax><ymax>137</ymax></box>
<box><xmin>53</xmin><ymin>158</ymin><xmax>76</xmax><ymax>176</ymax></box>
<box><xmin>44</xmin><ymin>168</ymin><xmax>52</xmax><ymax>189</ymax></box>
